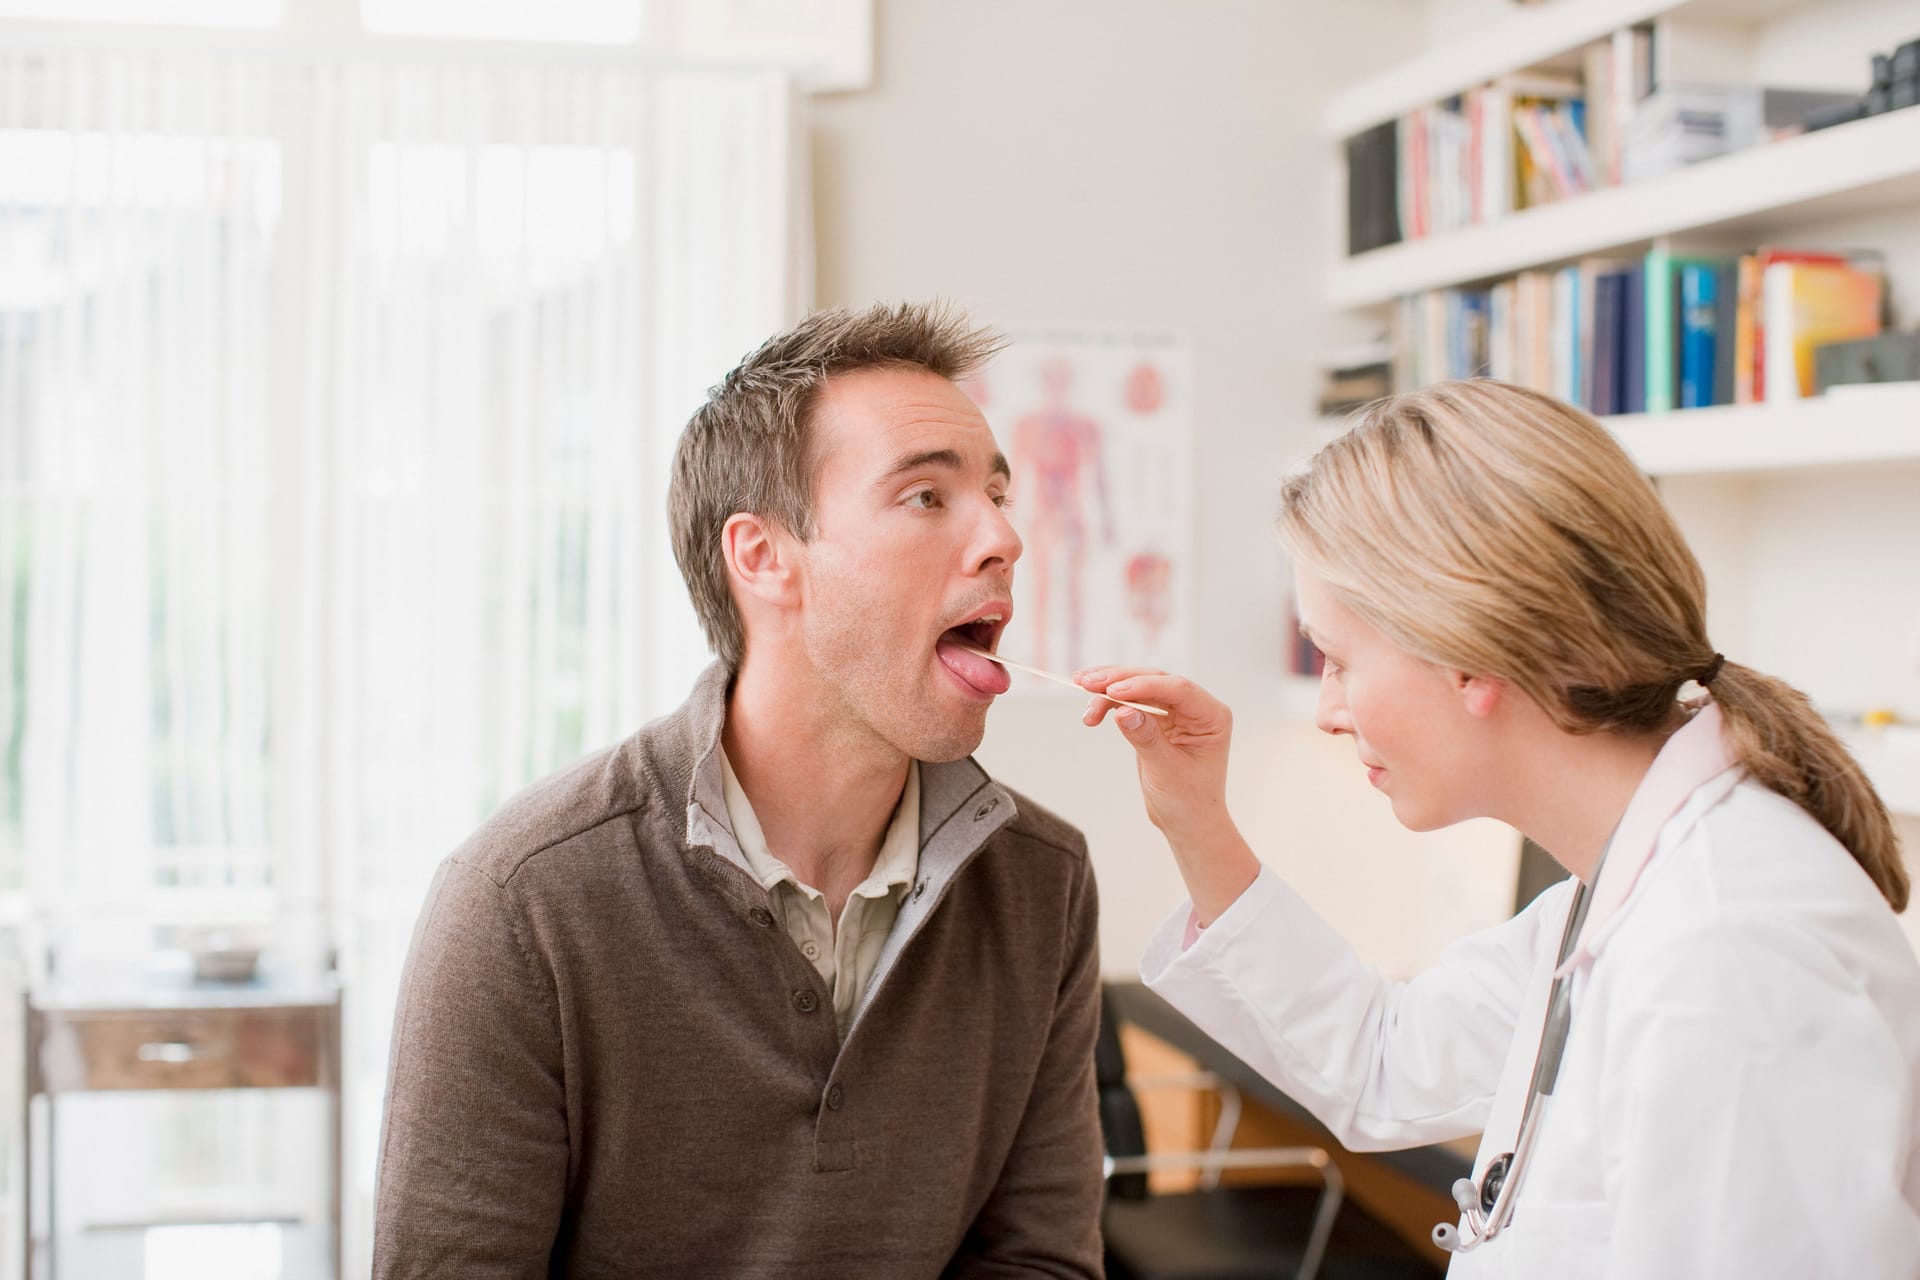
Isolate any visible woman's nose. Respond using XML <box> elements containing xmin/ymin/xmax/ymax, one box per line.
<box><xmin>1314</xmin><ymin>672</ymin><xmax>1351</xmax><ymax>737</ymax></box>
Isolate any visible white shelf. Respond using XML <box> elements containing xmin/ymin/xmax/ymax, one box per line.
<box><xmin>1606</xmin><ymin>388</ymin><xmax>1920</xmax><ymax>477</ymax></box>
<box><xmin>1844</xmin><ymin>726</ymin><xmax>1920</xmax><ymax>818</ymax></box>
<box><xmin>1329</xmin><ymin>108</ymin><xmax>1920</xmax><ymax>308</ymax></box>
<box><xmin>1323</xmin><ymin>0</ymin><xmax>1814</xmax><ymax>139</ymax></box>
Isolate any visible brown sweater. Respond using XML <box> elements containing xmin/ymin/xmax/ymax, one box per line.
<box><xmin>372</xmin><ymin>665</ymin><xmax>1104</xmax><ymax>1278</ymax></box>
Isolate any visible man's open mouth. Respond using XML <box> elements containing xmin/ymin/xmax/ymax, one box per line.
<box><xmin>935</xmin><ymin>611</ymin><xmax>1012</xmax><ymax>696</ymax></box>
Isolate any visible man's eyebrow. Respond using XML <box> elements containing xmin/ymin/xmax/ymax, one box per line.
<box><xmin>876</xmin><ymin>449</ymin><xmax>1013</xmax><ymax>484</ymax></box>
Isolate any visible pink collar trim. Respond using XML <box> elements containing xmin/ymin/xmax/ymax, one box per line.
<box><xmin>1557</xmin><ymin>702</ymin><xmax>1737</xmax><ymax>976</ymax></box>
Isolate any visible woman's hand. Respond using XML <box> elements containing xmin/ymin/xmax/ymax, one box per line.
<box><xmin>1076</xmin><ymin>666</ymin><xmax>1260</xmax><ymax>924</ymax></box>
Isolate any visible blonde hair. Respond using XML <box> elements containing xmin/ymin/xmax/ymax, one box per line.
<box><xmin>1280</xmin><ymin>379</ymin><xmax>1906</xmax><ymax>911</ymax></box>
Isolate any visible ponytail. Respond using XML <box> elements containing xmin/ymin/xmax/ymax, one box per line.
<box><xmin>1708</xmin><ymin>662</ymin><xmax>1907</xmax><ymax>911</ymax></box>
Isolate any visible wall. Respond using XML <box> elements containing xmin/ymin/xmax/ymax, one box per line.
<box><xmin>812</xmin><ymin>0</ymin><xmax>1523</xmax><ymax>978</ymax></box>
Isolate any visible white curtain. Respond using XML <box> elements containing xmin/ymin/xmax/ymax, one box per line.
<box><xmin>0</xmin><ymin>44</ymin><xmax>806</xmax><ymax>1273</ymax></box>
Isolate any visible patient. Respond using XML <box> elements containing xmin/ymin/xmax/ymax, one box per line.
<box><xmin>372</xmin><ymin>301</ymin><xmax>1104</xmax><ymax>1278</ymax></box>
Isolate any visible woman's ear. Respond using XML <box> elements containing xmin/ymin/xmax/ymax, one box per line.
<box><xmin>1454</xmin><ymin>671</ymin><xmax>1506</xmax><ymax>719</ymax></box>
<box><xmin>722</xmin><ymin>512</ymin><xmax>799</xmax><ymax>607</ymax></box>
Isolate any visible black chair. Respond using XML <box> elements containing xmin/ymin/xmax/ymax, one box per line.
<box><xmin>1098</xmin><ymin>989</ymin><xmax>1444</xmax><ymax>1280</ymax></box>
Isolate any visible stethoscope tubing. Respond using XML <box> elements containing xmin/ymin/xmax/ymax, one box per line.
<box><xmin>1434</xmin><ymin>859</ymin><xmax>1601</xmax><ymax>1254</ymax></box>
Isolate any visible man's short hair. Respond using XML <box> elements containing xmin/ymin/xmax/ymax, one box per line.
<box><xmin>668</xmin><ymin>300</ymin><xmax>1004</xmax><ymax>670</ymax></box>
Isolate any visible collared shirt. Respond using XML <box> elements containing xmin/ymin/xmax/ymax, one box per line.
<box><xmin>719</xmin><ymin>747</ymin><xmax>920</xmax><ymax>1038</ymax></box>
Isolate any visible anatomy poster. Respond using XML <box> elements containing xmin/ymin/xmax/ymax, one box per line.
<box><xmin>965</xmin><ymin>328</ymin><xmax>1194</xmax><ymax>689</ymax></box>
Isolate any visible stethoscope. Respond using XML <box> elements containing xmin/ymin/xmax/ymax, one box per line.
<box><xmin>1432</xmin><ymin>855</ymin><xmax>1601</xmax><ymax>1255</ymax></box>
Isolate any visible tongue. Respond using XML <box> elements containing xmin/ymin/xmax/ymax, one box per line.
<box><xmin>937</xmin><ymin>633</ymin><xmax>1012</xmax><ymax>695</ymax></box>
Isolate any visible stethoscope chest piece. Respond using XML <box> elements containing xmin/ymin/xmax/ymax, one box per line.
<box><xmin>1478</xmin><ymin>1152</ymin><xmax>1513</xmax><ymax>1214</ymax></box>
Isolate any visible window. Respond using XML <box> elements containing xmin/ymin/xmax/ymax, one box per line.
<box><xmin>0</xmin><ymin>0</ymin><xmax>277</xmax><ymax>25</ymax></box>
<box><xmin>360</xmin><ymin>0</ymin><xmax>643</xmax><ymax>43</ymax></box>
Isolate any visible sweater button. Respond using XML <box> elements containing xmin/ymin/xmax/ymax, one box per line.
<box><xmin>826</xmin><ymin>1083</ymin><xmax>844</xmax><ymax>1110</ymax></box>
<box><xmin>749</xmin><ymin>907</ymin><xmax>775</xmax><ymax>929</ymax></box>
<box><xmin>792</xmin><ymin>989</ymin><xmax>819</xmax><ymax>1014</ymax></box>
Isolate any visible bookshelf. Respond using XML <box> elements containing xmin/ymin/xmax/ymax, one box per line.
<box><xmin>1329</xmin><ymin>107</ymin><xmax>1920</xmax><ymax>308</ymax></box>
<box><xmin>1321</xmin><ymin>1</ymin><xmax>1920</xmax><ymax>809</ymax></box>
<box><xmin>1323</xmin><ymin>0</ymin><xmax>1819</xmax><ymax>139</ymax></box>
<box><xmin>1311</xmin><ymin>388</ymin><xmax>1920</xmax><ymax>480</ymax></box>
<box><xmin>1606</xmin><ymin>387</ymin><xmax>1920</xmax><ymax>477</ymax></box>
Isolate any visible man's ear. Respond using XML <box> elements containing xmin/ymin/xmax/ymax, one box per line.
<box><xmin>1453</xmin><ymin>671</ymin><xmax>1505</xmax><ymax>719</ymax></box>
<box><xmin>722</xmin><ymin>512</ymin><xmax>800</xmax><ymax>607</ymax></box>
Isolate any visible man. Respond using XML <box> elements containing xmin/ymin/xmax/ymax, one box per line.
<box><xmin>373</xmin><ymin>301</ymin><xmax>1105</xmax><ymax>1278</ymax></box>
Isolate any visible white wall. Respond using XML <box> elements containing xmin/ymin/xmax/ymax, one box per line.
<box><xmin>812</xmin><ymin>0</ymin><xmax>1523</xmax><ymax>978</ymax></box>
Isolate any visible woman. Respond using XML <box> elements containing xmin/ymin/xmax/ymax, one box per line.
<box><xmin>1077</xmin><ymin>380</ymin><xmax>1920</xmax><ymax>1277</ymax></box>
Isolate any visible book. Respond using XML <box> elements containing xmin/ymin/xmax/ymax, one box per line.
<box><xmin>1644</xmin><ymin>247</ymin><xmax>1679</xmax><ymax>413</ymax></box>
<box><xmin>1582</xmin><ymin>38</ymin><xmax>1616</xmax><ymax>188</ymax></box>
<box><xmin>1761</xmin><ymin>262</ymin><xmax>1884</xmax><ymax>403</ymax></box>
<box><xmin>1710</xmin><ymin>258</ymin><xmax>1738</xmax><ymax>406</ymax></box>
<box><xmin>1622</xmin><ymin>264</ymin><xmax>1647</xmax><ymax>414</ymax></box>
<box><xmin>1644</xmin><ymin>249</ymin><xmax>1717</xmax><ymax>412</ymax></box>
<box><xmin>1590</xmin><ymin>270</ymin><xmax>1628</xmax><ymax>417</ymax></box>
<box><xmin>1732</xmin><ymin>254</ymin><xmax>1760</xmax><ymax>403</ymax></box>
<box><xmin>1557</xmin><ymin>102</ymin><xmax>1597</xmax><ymax>191</ymax></box>
<box><xmin>1344</xmin><ymin>119</ymin><xmax>1401</xmax><ymax>255</ymax></box>
<box><xmin>1577</xmin><ymin>256</ymin><xmax>1633</xmax><ymax>411</ymax></box>
<box><xmin>1679</xmin><ymin>262</ymin><xmax>1718</xmax><ymax>409</ymax></box>
<box><xmin>1750</xmin><ymin>248</ymin><xmax>1848</xmax><ymax>400</ymax></box>
<box><xmin>1477</xmin><ymin>86</ymin><xmax>1514</xmax><ymax>222</ymax></box>
<box><xmin>1555</xmin><ymin>266</ymin><xmax>1583</xmax><ymax>405</ymax></box>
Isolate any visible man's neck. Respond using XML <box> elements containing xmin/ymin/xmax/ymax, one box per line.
<box><xmin>722</xmin><ymin>656</ymin><xmax>910</xmax><ymax>917</ymax></box>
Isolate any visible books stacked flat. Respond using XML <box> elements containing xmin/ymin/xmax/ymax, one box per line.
<box><xmin>1317</xmin><ymin>343</ymin><xmax>1394</xmax><ymax>417</ymax></box>
<box><xmin>1623</xmin><ymin>85</ymin><xmax>1860</xmax><ymax>183</ymax></box>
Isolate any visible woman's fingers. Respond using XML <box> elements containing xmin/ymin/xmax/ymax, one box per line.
<box><xmin>1077</xmin><ymin>669</ymin><xmax>1231</xmax><ymax>737</ymax></box>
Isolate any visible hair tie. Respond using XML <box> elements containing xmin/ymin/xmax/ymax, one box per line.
<box><xmin>1698</xmin><ymin>653</ymin><xmax>1726</xmax><ymax>686</ymax></box>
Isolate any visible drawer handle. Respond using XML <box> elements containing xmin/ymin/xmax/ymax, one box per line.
<box><xmin>137</xmin><ymin>1041</ymin><xmax>208</xmax><ymax>1064</ymax></box>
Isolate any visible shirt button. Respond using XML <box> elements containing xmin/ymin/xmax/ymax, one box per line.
<box><xmin>826</xmin><ymin>1083</ymin><xmax>844</xmax><ymax>1110</ymax></box>
<box><xmin>792</xmin><ymin>989</ymin><xmax>819</xmax><ymax>1014</ymax></box>
<box><xmin>801</xmin><ymin>940</ymin><xmax>820</xmax><ymax>959</ymax></box>
<box><xmin>749</xmin><ymin>907</ymin><xmax>775</xmax><ymax>929</ymax></box>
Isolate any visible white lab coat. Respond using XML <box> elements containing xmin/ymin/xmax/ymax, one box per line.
<box><xmin>1142</xmin><ymin>764</ymin><xmax>1920</xmax><ymax>1278</ymax></box>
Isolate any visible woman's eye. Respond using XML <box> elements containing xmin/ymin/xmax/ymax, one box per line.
<box><xmin>992</xmin><ymin>493</ymin><xmax>1013</xmax><ymax>510</ymax></box>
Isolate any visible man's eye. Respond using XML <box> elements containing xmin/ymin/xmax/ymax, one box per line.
<box><xmin>907</xmin><ymin>489</ymin><xmax>941</xmax><ymax>510</ymax></box>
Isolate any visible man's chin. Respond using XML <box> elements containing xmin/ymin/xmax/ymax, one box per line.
<box><xmin>900</xmin><ymin>707</ymin><xmax>990</xmax><ymax>764</ymax></box>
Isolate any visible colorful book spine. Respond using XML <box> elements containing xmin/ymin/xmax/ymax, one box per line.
<box><xmin>1644</xmin><ymin>247</ymin><xmax>1678</xmax><ymax>414</ymax></box>
<box><xmin>1679</xmin><ymin>263</ymin><xmax>1718</xmax><ymax>410</ymax></box>
<box><xmin>1622</xmin><ymin>266</ymin><xmax>1647</xmax><ymax>414</ymax></box>
<box><xmin>1733</xmin><ymin>255</ymin><xmax>1760</xmax><ymax>404</ymax></box>
<box><xmin>1711</xmin><ymin>259</ymin><xmax>1739</xmax><ymax>407</ymax></box>
<box><xmin>1762</xmin><ymin>262</ymin><xmax>1884</xmax><ymax>404</ymax></box>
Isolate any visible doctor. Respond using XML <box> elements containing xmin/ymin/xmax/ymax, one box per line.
<box><xmin>1077</xmin><ymin>379</ymin><xmax>1920</xmax><ymax>1277</ymax></box>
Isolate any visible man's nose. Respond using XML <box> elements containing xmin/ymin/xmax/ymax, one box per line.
<box><xmin>973</xmin><ymin>499</ymin><xmax>1023</xmax><ymax>574</ymax></box>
